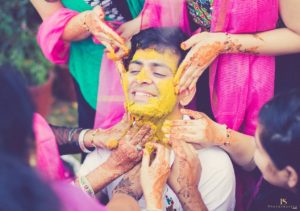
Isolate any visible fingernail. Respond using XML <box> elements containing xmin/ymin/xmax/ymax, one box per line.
<box><xmin>181</xmin><ymin>42</ymin><xmax>186</xmax><ymax>50</ymax></box>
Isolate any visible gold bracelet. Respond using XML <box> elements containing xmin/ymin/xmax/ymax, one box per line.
<box><xmin>77</xmin><ymin>176</ymin><xmax>95</xmax><ymax>198</ymax></box>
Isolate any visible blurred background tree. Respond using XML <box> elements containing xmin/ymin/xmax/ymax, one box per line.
<box><xmin>0</xmin><ymin>0</ymin><xmax>53</xmax><ymax>85</ymax></box>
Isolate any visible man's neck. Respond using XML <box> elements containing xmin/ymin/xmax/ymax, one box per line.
<box><xmin>165</xmin><ymin>106</ymin><xmax>183</xmax><ymax>121</ymax></box>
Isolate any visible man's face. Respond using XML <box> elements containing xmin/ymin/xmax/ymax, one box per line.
<box><xmin>122</xmin><ymin>48</ymin><xmax>180</xmax><ymax>118</ymax></box>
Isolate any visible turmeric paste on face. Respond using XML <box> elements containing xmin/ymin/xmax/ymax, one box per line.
<box><xmin>121</xmin><ymin>49</ymin><xmax>179</xmax><ymax>151</ymax></box>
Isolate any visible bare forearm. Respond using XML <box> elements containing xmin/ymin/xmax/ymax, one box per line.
<box><xmin>225</xmin><ymin>28</ymin><xmax>300</xmax><ymax>56</ymax></box>
<box><xmin>107</xmin><ymin>193</ymin><xmax>140</xmax><ymax>211</ymax></box>
<box><xmin>30</xmin><ymin>0</ymin><xmax>63</xmax><ymax>20</ymax></box>
<box><xmin>221</xmin><ymin>130</ymin><xmax>256</xmax><ymax>171</ymax></box>
<box><xmin>178</xmin><ymin>188</ymin><xmax>208</xmax><ymax>211</ymax></box>
<box><xmin>86</xmin><ymin>165</ymin><xmax>122</xmax><ymax>193</ymax></box>
<box><xmin>62</xmin><ymin>11</ymin><xmax>91</xmax><ymax>41</ymax></box>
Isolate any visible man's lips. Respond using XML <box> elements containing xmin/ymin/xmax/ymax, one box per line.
<box><xmin>130</xmin><ymin>90</ymin><xmax>157</xmax><ymax>102</ymax></box>
<box><xmin>132</xmin><ymin>90</ymin><xmax>156</xmax><ymax>97</ymax></box>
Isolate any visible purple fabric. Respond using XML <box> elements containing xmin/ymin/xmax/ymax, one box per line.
<box><xmin>141</xmin><ymin>0</ymin><xmax>190</xmax><ymax>34</ymax></box>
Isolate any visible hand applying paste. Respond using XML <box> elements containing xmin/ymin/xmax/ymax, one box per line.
<box><xmin>85</xmin><ymin>5</ymin><xmax>129</xmax><ymax>60</ymax></box>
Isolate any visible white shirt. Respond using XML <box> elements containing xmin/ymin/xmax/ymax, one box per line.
<box><xmin>79</xmin><ymin>149</ymin><xmax>235</xmax><ymax>210</ymax></box>
<box><xmin>79</xmin><ymin>114</ymin><xmax>235</xmax><ymax>211</ymax></box>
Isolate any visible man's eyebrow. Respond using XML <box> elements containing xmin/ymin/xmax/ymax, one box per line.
<box><xmin>129</xmin><ymin>61</ymin><xmax>143</xmax><ymax>65</ymax></box>
<box><xmin>151</xmin><ymin>62</ymin><xmax>169</xmax><ymax>68</ymax></box>
<box><xmin>151</xmin><ymin>62</ymin><xmax>173</xmax><ymax>73</ymax></box>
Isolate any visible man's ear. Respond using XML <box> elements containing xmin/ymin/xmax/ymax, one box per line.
<box><xmin>285</xmin><ymin>166</ymin><xmax>298</xmax><ymax>189</ymax></box>
<box><xmin>179</xmin><ymin>87</ymin><xmax>196</xmax><ymax>106</ymax></box>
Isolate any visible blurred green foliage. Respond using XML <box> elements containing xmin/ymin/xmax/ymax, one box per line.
<box><xmin>0</xmin><ymin>0</ymin><xmax>53</xmax><ymax>85</ymax></box>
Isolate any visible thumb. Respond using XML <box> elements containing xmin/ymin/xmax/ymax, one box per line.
<box><xmin>93</xmin><ymin>5</ymin><xmax>105</xmax><ymax>20</ymax></box>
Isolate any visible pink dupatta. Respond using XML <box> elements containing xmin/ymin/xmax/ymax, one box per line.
<box><xmin>94</xmin><ymin>55</ymin><xmax>125</xmax><ymax>129</ymax></box>
<box><xmin>37</xmin><ymin>8</ymin><xmax>78</xmax><ymax>64</ymax></box>
<box><xmin>33</xmin><ymin>113</ymin><xmax>69</xmax><ymax>180</ymax></box>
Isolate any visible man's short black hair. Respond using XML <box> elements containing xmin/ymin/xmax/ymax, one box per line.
<box><xmin>124</xmin><ymin>27</ymin><xmax>188</xmax><ymax>69</ymax></box>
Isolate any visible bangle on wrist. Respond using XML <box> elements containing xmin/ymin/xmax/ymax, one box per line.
<box><xmin>67</xmin><ymin>128</ymin><xmax>78</xmax><ymax>142</ymax></box>
<box><xmin>79</xmin><ymin>129</ymin><xmax>94</xmax><ymax>153</ymax></box>
<box><xmin>77</xmin><ymin>176</ymin><xmax>95</xmax><ymax>198</ymax></box>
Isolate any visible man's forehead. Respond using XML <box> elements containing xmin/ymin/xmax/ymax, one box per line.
<box><xmin>130</xmin><ymin>48</ymin><xmax>179</xmax><ymax>64</ymax></box>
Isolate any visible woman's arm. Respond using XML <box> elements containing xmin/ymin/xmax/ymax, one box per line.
<box><xmin>220</xmin><ymin>130</ymin><xmax>256</xmax><ymax>171</ymax></box>
<box><xmin>165</xmin><ymin>109</ymin><xmax>256</xmax><ymax>171</ymax></box>
<box><xmin>280</xmin><ymin>0</ymin><xmax>300</xmax><ymax>35</ymax></box>
<box><xmin>177</xmin><ymin>0</ymin><xmax>300</xmax><ymax>91</ymax></box>
<box><xmin>30</xmin><ymin>0</ymin><xmax>63</xmax><ymax>20</ymax></box>
<box><xmin>77</xmin><ymin>124</ymin><xmax>155</xmax><ymax>194</ymax></box>
<box><xmin>106</xmin><ymin>193</ymin><xmax>140</xmax><ymax>211</ymax></box>
<box><xmin>31</xmin><ymin>0</ymin><xmax>90</xmax><ymax>41</ymax></box>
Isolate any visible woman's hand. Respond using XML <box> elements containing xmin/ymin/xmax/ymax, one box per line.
<box><xmin>85</xmin><ymin>6</ymin><xmax>129</xmax><ymax>59</ymax></box>
<box><xmin>84</xmin><ymin>114</ymin><xmax>131</xmax><ymax>150</ymax></box>
<box><xmin>163</xmin><ymin>109</ymin><xmax>227</xmax><ymax>148</ymax></box>
<box><xmin>82</xmin><ymin>125</ymin><xmax>154</xmax><ymax>194</ymax></box>
<box><xmin>167</xmin><ymin>139</ymin><xmax>207</xmax><ymax>211</ymax></box>
<box><xmin>116</xmin><ymin>16</ymin><xmax>142</xmax><ymax>41</ymax></box>
<box><xmin>141</xmin><ymin>143</ymin><xmax>171</xmax><ymax>210</ymax></box>
<box><xmin>175</xmin><ymin>32</ymin><xmax>227</xmax><ymax>93</ymax></box>
<box><xmin>167</xmin><ymin>139</ymin><xmax>200</xmax><ymax>194</ymax></box>
<box><xmin>103</xmin><ymin>124</ymin><xmax>155</xmax><ymax>174</ymax></box>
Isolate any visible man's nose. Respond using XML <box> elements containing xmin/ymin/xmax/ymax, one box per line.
<box><xmin>136</xmin><ymin>68</ymin><xmax>152</xmax><ymax>84</ymax></box>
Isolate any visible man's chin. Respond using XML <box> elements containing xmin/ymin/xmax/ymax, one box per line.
<box><xmin>127</xmin><ymin>104</ymin><xmax>169</xmax><ymax>119</ymax></box>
